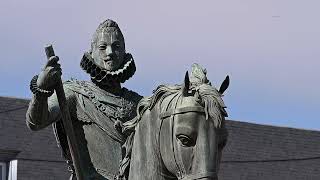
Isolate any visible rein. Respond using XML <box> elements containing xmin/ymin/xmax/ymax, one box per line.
<box><xmin>159</xmin><ymin>105</ymin><xmax>218</xmax><ymax>180</ymax></box>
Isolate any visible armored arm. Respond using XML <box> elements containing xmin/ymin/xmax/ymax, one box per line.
<box><xmin>26</xmin><ymin>93</ymin><xmax>61</xmax><ymax>131</ymax></box>
<box><xmin>26</xmin><ymin>85</ymin><xmax>76</xmax><ymax>131</ymax></box>
<box><xmin>26</xmin><ymin>51</ymin><xmax>76</xmax><ymax>131</ymax></box>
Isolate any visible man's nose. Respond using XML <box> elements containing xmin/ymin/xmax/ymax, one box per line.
<box><xmin>105</xmin><ymin>45</ymin><xmax>113</xmax><ymax>56</ymax></box>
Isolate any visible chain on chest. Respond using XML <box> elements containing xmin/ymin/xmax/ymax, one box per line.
<box><xmin>81</xmin><ymin>85</ymin><xmax>135</xmax><ymax>122</ymax></box>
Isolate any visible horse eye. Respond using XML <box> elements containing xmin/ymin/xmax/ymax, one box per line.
<box><xmin>177</xmin><ymin>134</ymin><xmax>195</xmax><ymax>147</ymax></box>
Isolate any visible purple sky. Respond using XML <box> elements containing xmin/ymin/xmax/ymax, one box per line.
<box><xmin>1</xmin><ymin>0</ymin><xmax>319</xmax><ymax>130</ymax></box>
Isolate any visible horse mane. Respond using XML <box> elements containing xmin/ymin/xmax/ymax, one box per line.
<box><xmin>121</xmin><ymin>84</ymin><xmax>181</xmax><ymax>133</ymax></box>
<box><xmin>196</xmin><ymin>83</ymin><xmax>228</xmax><ymax>127</ymax></box>
<box><xmin>117</xmin><ymin>84</ymin><xmax>181</xmax><ymax>179</ymax></box>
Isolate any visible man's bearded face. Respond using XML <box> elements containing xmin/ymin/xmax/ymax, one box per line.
<box><xmin>92</xmin><ymin>27</ymin><xmax>125</xmax><ymax>71</ymax></box>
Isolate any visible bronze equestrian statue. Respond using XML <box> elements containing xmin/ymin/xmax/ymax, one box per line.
<box><xmin>26</xmin><ymin>19</ymin><xmax>230</xmax><ymax>180</ymax></box>
<box><xmin>26</xmin><ymin>19</ymin><xmax>142</xmax><ymax>180</ymax></box>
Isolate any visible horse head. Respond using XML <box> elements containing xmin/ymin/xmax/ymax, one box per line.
<box><xmin>119</xmin><ymin>64</ymin><xmax>229</xmax><ymax>180</ymax></box>
<box><xmin>159</xmin><ymin>71</ymin><xmax>229</xmax><ymax>180</ymax></box>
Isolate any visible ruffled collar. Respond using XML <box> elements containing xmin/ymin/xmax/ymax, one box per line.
<box><xmin>80</xmin><ymin>52</ymin><xmax>136</xmax><ymax>85</ymax></box>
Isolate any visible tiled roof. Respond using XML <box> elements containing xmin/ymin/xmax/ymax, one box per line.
<box><xmin>0</xmin><ymin>96</ymin><xmax>65</xmax><ymax>162</ymax></box>
<box><xmin>220</xmin><ymin>120</ymin><xmax>320</xmax><ymax>179</ymax></box>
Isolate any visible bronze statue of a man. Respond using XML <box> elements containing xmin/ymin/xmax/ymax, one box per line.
<box><xmin>26</xmin><ymin>19</ymin><xmax>142</xmax><ymax>179</ymax></box>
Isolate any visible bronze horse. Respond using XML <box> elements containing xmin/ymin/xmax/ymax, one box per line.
<box><xmin>118</xmin><ymin>65</ymin><xmax>229</xmax><ymax>180</ymax></box>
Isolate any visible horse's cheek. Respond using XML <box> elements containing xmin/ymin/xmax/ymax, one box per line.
<box><xmin>159</xmin><ymin>120</ymin><xmax>177</xmax><ymax>174</ymax></box>
<box><xmin>177</xmin><ymin>145</ymin><xmax>195</xmax><ymax>172</ymax></box>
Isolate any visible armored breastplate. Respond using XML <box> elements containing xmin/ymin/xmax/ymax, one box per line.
<box><xmin>53</xmin><ymin>79</ymin><xmax>142</xmax><ymax>179</ymax></box>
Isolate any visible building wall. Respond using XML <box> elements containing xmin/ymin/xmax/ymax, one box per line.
<box><xmin>0</xmin><ymin>97</ymin><xmax>69</xmax><ymax>180</ymax></box>
<box><xmin>17</xmin><ymin>160</ymin><xmax>68</xmax><ymax>180</ymax></box>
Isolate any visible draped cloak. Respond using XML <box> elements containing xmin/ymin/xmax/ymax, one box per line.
<box><xmin>51</xmin><ymin>79</ymin><xmax>142</xmax><ymax>179</ymax></box>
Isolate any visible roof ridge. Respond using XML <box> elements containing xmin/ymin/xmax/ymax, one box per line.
<box><xmin>226</xmin><ymin>119</ymin><xmax>320</xmax><ymax>133</ymax></box>
<box><xmin>0</xmin><ymin>96</ymin><xmax>30</xmax><ymax>101</ymax></box>
<box><xmin>221</xmin><ymin>156</ymin><xmax>320</xmax><ymax>164</ymax></box>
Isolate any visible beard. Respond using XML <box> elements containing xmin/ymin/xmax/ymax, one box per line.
<box><xmin>80</xmin><ymin>52</ymin><xmax>136</xmax><ymax>85</ymax></box>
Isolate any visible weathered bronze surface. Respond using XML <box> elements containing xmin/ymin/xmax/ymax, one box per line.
<box><xmin>26</xmin><ymin>19</ymin><xmax>142</xmax><ymax>180</ymax></box>
<box><xmin>119</xmin><ymin>64</ymin><xmax>229</xmax><ymax>180</ymax></box>
<box><xmin>26</xmin><ymin>19</ymin><xmax>229</xmax><ymax>180</ymax></box>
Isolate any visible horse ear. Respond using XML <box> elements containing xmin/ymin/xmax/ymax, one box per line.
<box><xmin>183</xmin><ymin>71</ymin><xmax>190</xmax><ymax>96</ymax></box>
<box><xmin>219</xmin><ymin>75</ymin><xmax>230</xmax><ymax>94</ymax></box>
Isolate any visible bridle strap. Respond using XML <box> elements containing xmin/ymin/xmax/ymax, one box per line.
<box><xmin>179</xmin><ymin>171</ymin><xmax>218</xmax><ymax>180</ymax></box>
<box><xmin>159</xmin><ymin>105</ymin><xmax>219</xmax><ymax>180</ymax></box>
<box><xmin>160</xmin><ymin>106</ymin><xmax>205</xmax><ymax>119</ymax></box>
